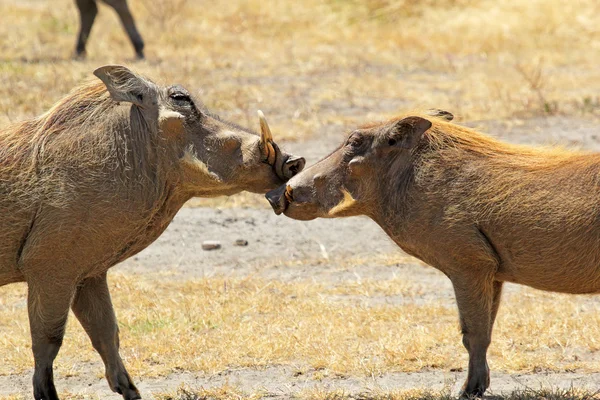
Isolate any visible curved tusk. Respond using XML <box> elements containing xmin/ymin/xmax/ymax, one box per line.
<box><xmin>258</xmin><ymin>110</ymin><xmax>276</xmax><ymax>163</ymax></box>
<box><xmin>258</xmin><ymin>109</ymin><xmax>273</xmax><ymax>142</ymax></box>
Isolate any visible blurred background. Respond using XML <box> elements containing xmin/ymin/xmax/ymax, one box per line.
<box><xmin>3</xmin><ymin>1</ymin><xmax>600</xmax><ymax>133</ymax></box>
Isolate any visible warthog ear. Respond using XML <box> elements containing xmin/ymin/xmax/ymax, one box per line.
<box><xmin>389</xmin><ymin>116</ymin><xmax>432</xmax><ymax>149</ymax></box>
<box><xmin>426</xmin><ymin>109</ymin><xmax>454</xmax><ymax>121</ymax></box>
<box><xmin>94</xmin><ymin>65</ymin><xmax>154</xmax><ymax>107</ymax></box>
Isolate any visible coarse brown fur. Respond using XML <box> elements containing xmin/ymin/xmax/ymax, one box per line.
<box><xmin>0</xmin><ymin>65</ymin><xmax>304</xmax><ymax>400</ymax></box>
<box><xmin>266</xmin><ymin>109</ymin><xmax>600</xmax><ymax>398</ymax></box>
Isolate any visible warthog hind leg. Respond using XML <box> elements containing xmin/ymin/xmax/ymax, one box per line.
<box><xmin>101</xmin><ymin>0</ymin><xmax>145</xmax><ymax>59</ymax></box>
<box><xmin>451</xmin><ymin>275</ymin><xmax>503</xmax><ymax>398</ymax></box>
<box><xmin>71</xmin><ymin>272</ymin><xmax>140</xmax><ymax>400</ymax></box>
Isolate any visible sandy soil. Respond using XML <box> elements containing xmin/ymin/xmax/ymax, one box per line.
<box><xmin>4</xmin><ymin>366</ymin><xmax>600</xmax><ymax>399</ymax></box>
<box><xmin>3</xmin><ymin>116</ymin><xmax>600</xmax><ymax>399</ymax></box>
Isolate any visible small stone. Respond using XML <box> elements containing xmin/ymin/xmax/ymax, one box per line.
<box><xmin>234</xmin><ymin>239</ymin><xmax>249</xmax><ymax>246</ymax></box>
<box><xmin>202</xmin><ymin>240</ymin><xmax>221</xmax><ymax>251</ymax></box>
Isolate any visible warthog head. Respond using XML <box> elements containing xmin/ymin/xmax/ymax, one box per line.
<box><xmin>95</xmin><ymin>65</ymin><xmax>305</xmax><ymax>197</ymax></box>
<box><xmin>265</xmin><ymin>111</ymin><xmax>452</xmax><ymax>220</ymax></box>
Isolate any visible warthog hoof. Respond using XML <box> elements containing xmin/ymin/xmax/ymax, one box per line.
<box><xmin>115</xmin><ymin>384</ymin><xmax>141</xmax><ymax>400</ymax></box>
<box><xmin>72</xmin><ymin>50</ymin><xmax>87</xmax><ymax>61</ymax></box>
<box><xmin>459</xmin><ymin>373</ymin><xmax>490</xmax><ymax>399</ymax></box>
<box><xmin>109</xmin><ymin>370</ymin><xmax>141</xmax><ymax>400</ymax></box>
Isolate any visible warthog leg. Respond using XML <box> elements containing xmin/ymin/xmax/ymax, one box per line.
<box><xmin>451</xmin><ymin>275</ymin><xmax>503</xmax><ymax>398</ymax></box>
<box><xmin>74</xmin><ymin>0</ymin><xmax>98</xmax><ymax>58</ymax></box>
<box><xmin>27</xmin><ymin>281</ymin><xmax>75</xmax><ymax>400</ymax></box>
<box><xmin>71</xmin><ymin>273</ymin><xmax>140</xmax><ymax>400</ymax></box>
<box><xmin>101</xmin><ymin>0</ymin><xmax>145</xmax><ymax>59</ymax></box>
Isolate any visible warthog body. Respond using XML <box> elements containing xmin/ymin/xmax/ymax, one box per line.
<box><xmin>75</xmin><ymin>0</ymin><xmax>144</xmax><ymax>59</ymax></box>
<box><xmin>0</xmin><ymin>65</ymin><xmax>304</xmax><ymax>400</ymax></box>
<box><xmin>266</xmin><ymin>110</ymin><xmax>600</xmax><ymax>397</ymax></box>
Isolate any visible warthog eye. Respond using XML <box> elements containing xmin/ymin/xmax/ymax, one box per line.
<box><xmin>346</xmin><ymin>133</ymin><xmax>363</xmax><ymax>149</ymax></box>
<box><xmin>170</xmin><ymin>92</ymin><xmax>191</xmax><ymax>103</ymax></box>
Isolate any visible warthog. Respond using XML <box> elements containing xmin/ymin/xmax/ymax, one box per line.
<box><xmin>75</xmin><ymin>0</ymin><xmax>144</xmax><ymax>59</ymax></box>
<box><xmin>0</xmin><ymin>65</ymin><xmax>304</xmax><ymax>400</ymax></box>
<box><xmin>266</xmin><ymin>109</ymin><xmax>599</xmax><ymax>397</ymax></box>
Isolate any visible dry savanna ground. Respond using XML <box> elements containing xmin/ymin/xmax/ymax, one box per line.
<box><xmin>3</xmin><ymin>0</ymin><xmax>600</xmax><ymax>399</ymax></box>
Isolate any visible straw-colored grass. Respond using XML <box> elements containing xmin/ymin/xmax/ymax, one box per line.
<box><xmin>2</xmin><ymin>0</ymin><xmax>600</xmax><ymax>127</ymax></box>
<box><xmin>157</xmin><ymin>386</ymin><xmax>600</xmax><ymax>400</ymax></box>
<box><xmin>5</xmin><ymin>386</ymin><xmax>599</xmax><ymax>400</ymax></box>
<box><xmin>1</xmin><ymin>271</ymin><xmax>600</xmax><ymax>382</ymax></box>
<box><xmin>2</xmin><ymin>1</ymin><xmax>600</xmax><ymax>398</ymax></box>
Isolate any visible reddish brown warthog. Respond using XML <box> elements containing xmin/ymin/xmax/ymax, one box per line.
<box><xmin>0</xmin><ymin>65</ymin><xmax>304</xmax><ymax>400</ymax></box>
<box><xmin>266</xmin><ymin>109</ymin><xmax>600</xmax><ymax>398</ymax></box>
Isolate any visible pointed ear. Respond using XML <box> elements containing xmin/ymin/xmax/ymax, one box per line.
<box><xmin>388</xmin><ymin>116</ymin><xmax>432</xmax><ymax>149</ymax></box>
<box><xmin>93</xmin><ymin>65</ymin><xmax>154</xmax><ymax>107</ymax></box>
<box><xmin>426</xmin><ymin>108</ymin><xmax>454</xmax><ymax>121</ymax></box>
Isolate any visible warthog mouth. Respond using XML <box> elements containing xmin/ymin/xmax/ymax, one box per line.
<box><xmin>266</xmin><ymin>184</ymin><xmax>291</xmax><ymax>215</ymax></box>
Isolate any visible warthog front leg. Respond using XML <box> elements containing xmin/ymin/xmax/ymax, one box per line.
<box><xmin>451</xmin><ymin>275</ymin><xmax>503</xmax><ymax>398</ymax></box>
<box><xmin>27</xmin><ymin>281</ymin><xmax>75</xmax><ymax>400</ymax></box>
<box><xmin>71</xmin><ymin>273</ymin><xmax>140</xmax><ymax>400</ymax></box>
<box><xmin>101</xmin><ymin>0</ymin><xmax>145</xmax><ymax>59</ymax></box>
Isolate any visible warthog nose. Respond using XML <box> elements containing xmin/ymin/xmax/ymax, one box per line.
<box><xmin>283</xmin><ymin>156</ymin><xmax>306</xmax><ymax>179</ymax></box>
<box><xmin>265</xmin><ymin>184</ymin><xmax>289</xmax><ymax>215</ymax></box>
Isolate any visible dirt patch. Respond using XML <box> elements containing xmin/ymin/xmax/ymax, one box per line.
<box><xmin>3</xmin><ymin>366</ymin><xmax>600</xmax><ymax>399</ymax></box>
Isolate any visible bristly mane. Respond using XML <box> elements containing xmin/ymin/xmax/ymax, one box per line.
<box><xmin>1</xmin><ymin>82</ymin><xmax>117</xmax><ymax>171</ymax></box>
<box><xmin>388</xmin><ymin>114</ymin><xmax>600</xmax><ymax>229</ymax></box>
<box><xmin>371</xmin><ymin>112</ymin><xmax>581</xmax><ymax>162</ymax></box>
<box><xmin>2</xmin><ymin>81</ymin><xmax>114</xmax><ymax>144</ymax></box>
<box><xmin>0</xmin><ymin>80</ymin><xmax>166</xmax><ymax>208</ymax></box>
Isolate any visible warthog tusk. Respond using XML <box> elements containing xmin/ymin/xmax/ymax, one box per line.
<box><xmin>258</xmin><ymin>110</ymin><xmax>273</xmax><ymax>142</ymax></box>
<box><xmin>328</xmin><ymin>188</ymin><xmax>357</xmax><ymax>216</ymax></box>
<box><xmin>284</xmin><ymin>185</ymin><xmax>294</xmax><ymax>203</ymax></box>
<box><xmin>258</xmin><ymin>110</ymin><xmax>276</xmax><ymax>165</ymax></box>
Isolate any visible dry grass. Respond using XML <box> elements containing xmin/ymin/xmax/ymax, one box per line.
<box><xmin>2</xmin><ymin>1</ymin><xmax>600</xmax><ymax>398</ymax></box>
<box><xmin>2</xmin><ymin>271</ymin><xmax>600</xmax><ymax>382</ymax></box>
<box><xmin>156</xmin><ymin>386</ymin><xmax>600</xmax><ymax>400</ymax></box>
<box><xmin>1</xmin><ymin>393</ymin><xmax>95</xmax><ymax>400</ymax></box>
<box><xmin>5</xmin><ymin>386</ymin><xmax>599</xmax><ymax>400</ymax></box>
<box><xmin>2</xmin><ymin>0</ymin><xmax>600</xmax><ymax>127</ymax></box>
<box><xmin>305</xmin><ymin>388</ymin><xmax>600</xmax><ymax>400</ymax></box>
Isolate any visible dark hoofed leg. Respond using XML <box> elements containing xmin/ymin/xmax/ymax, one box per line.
<box><xmin>71</xmin><ymin>273</ymin><xmax>140</xmax><ymax>400</ymax></box>
<box><xmin>28</xmin><ymin>281</ymin><xmax>75</xmax><ymax>400</ymax></box>
<box><xmin>32</xmin><ymin>340</ymin><xmax>61</xmax><ymax>400</ymax></box>
<box><xmin>74</xmin><ymin>0</ymin><xmax>98</xmax><ymax>58</ymax></box>
<box><xmin>102</xmin><ymin>0</ymin><xmax>145</xmax><ymax>59</ymax></box>
<box><xmin>451</xmin><ymin>275</ymin><xmax>503</xmax><ymax>398</ymax></box>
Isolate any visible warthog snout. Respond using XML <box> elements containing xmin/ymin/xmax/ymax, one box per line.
<box><xmin>265</xmin><ymin>184</ymin><xmax>289</xmax><ymax>215</ymax></box>
<box><xmin>266</xmin><ymin>183</ymin><xmax>302</xmax><ymax>215</ymax></box>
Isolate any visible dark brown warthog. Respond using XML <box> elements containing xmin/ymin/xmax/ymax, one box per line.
<box><xmin>266</xmin><ymin>110</ymin><xmax>600</xmax><ymax>397</ymax></box>
<box><xmin>75</xmin><ymin>0</ymin><xmax>144</xmax><ymax>59</ymax></box>
<box><xmin>0</xmin><ymin>65</ymin><xmax>304</xmax><ymax>400</ymax></box>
